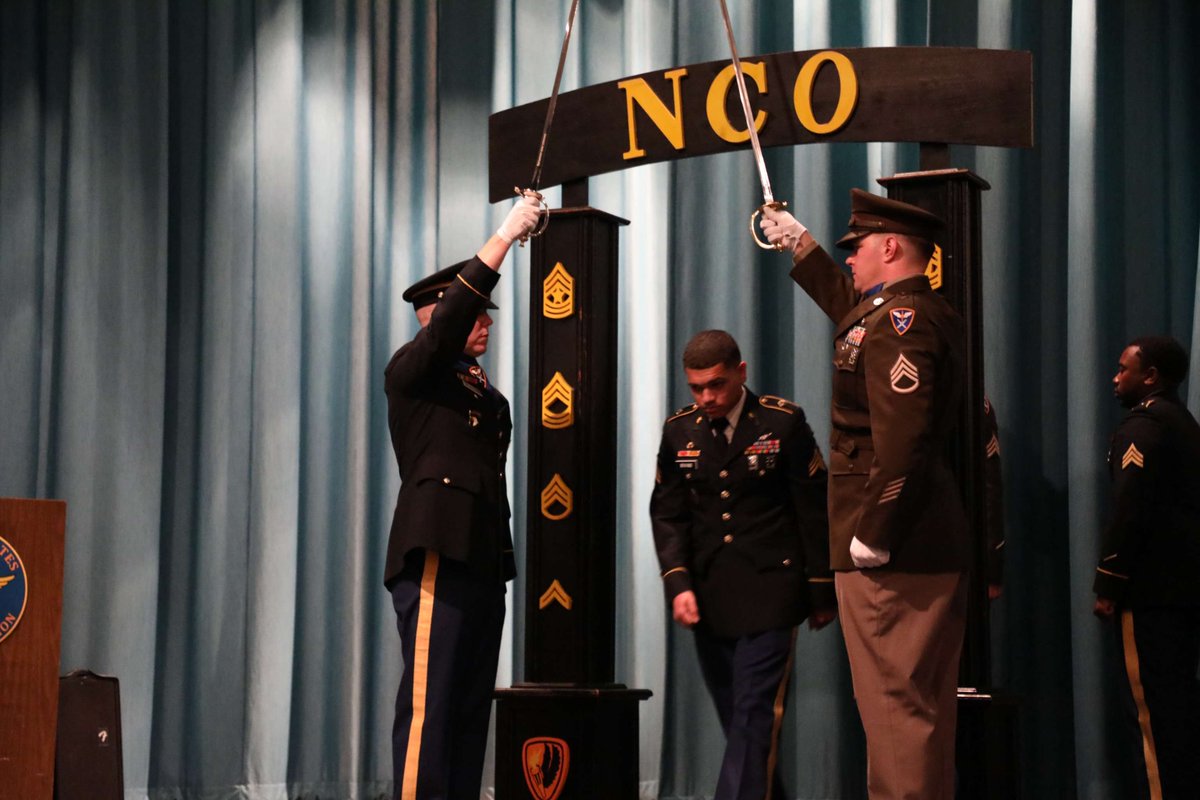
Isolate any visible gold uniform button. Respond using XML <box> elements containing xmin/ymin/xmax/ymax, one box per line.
<box><xmin>442</xmin><ymin>477</ymin><xmax>452</xmax><ymax>485</ymax></box>
<box><xmin>721</xmin><ymin>512</ymin><xmax>731</xmax><ymax>521</ymax></box>
<box><xmin>720</xmin><ymin>490</ymin><xmax>730</xmax><ymax>499</ymax></box>
<box><xmin>719</xmin><ymin>469</ymin><xmax>729</xmax><ymax>478</ymax></box>
<box><xmin>685</xmin><ymin>472</ymin><xmax>693</xmax><ymax>480</ymax></box>
<box><xmin>723</xmin><ymin>534</ymin><xmax>733</xmax><ymax>543</ymax></box>
<box><xmin>782</xmin><ymin>558</ymin><xmax>792</xmax><ymax>566</ymax></box>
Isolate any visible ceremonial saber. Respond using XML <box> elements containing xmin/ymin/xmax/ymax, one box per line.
<box><xmin>515</xmin><ymin>0</ymin><xmax>582</xmax><ymax>245</ymax></box>
<box><xmin>716</xmin><ymin>0</ymin><xmax>788</xmax><ymax>250</ymax></box>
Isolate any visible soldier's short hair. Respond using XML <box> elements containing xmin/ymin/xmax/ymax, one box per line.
<box><xmin>682</xmin><ymin>330</ymin><xmax>741</xmax><ymax>370</ymax></box>
<box><xmin>1130</xmin><ymin>335</ymin><xmax>1189</xmax><ymax>389</ymax></box>
<box><xmin>900</xmin><ymin>234</ymin><xmax>936</xmax><ymax>264</ymax></box>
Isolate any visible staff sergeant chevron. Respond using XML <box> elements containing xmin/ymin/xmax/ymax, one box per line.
<box><xmin>889</xmin><ymin>353</ymin><xmax>920</xmax><ymax>394</ymax></box>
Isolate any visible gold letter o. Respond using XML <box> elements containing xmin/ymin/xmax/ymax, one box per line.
<box><xmin>793</xmin><ymin>51</ymin><xmax>858</xmax><ymax>135</ymax></box>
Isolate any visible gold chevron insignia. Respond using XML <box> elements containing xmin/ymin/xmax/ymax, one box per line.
<box><xmin>1121</xmin><ymin>443</ymin><xmax>1144</xmax><ymax>469</ymax></box>
<box><xmin>540</xmin><ymin>474</ymin><xmax>574</xmax><ymax>520</ymax></box>
<box><xmin>543</xmin><ymin>262</ymin><xmax>575</xmax><ymax>319</ymax></box>
<box><xmin>541</xmin><ymin>372</ymin><xmax>575</xmax><ymax>429</ymax></box>
<box><xmin>924</xmin><ymin>244</ymin><xmax>943</xmax><ymax>291</ymax></box>
<box><xmin>986</xmin><ymin>434</ymin><xmax>1000</xmax><ymax>458</ymax></box>
<box><xmin>808</xmin><ymin>449</ymin><xmax>826</xmax><ymax>476</ymax></box>
<box><xmin>539</xmin><ymin>579</ymin><xmax>573</xmax><ymax>610</ymax></box>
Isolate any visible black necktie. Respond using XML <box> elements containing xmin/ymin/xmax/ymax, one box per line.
<box><xmin>710</xmin><ymin>417</ymin><xmax>730</xmax><ymax>460</ymax></box>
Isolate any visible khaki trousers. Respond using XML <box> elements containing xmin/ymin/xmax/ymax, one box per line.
<box><xmin>836</xmin><ymin>569</ymin><xmax>967</xmax><ymax>800</ymax></box>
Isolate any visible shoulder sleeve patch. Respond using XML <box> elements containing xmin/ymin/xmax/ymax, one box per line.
<box><xmin>889</xmin><ymin>307</ymin><xmax>916</xmax><ymax>335</ymax></box>
<box><xmin>667</xmin><ymin>403</ymin><xmax>698</xmax><ymax>422</ymax></box>
<box><xmin>759</xmin><ymin>395</ymin><xmax>797</xmax><ymax>414</ymax></box>
<box><xmin>1121</xmin><ymin>443</ymin><xmax>1144</xmax><ymax>469</ymax></box>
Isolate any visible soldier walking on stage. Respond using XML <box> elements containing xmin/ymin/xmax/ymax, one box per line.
<box><xmin>760</xmin><ymin>191</ymin><xmax>969</xmax><ymax>799</ymax></box>
<box><xmin>1093</xmin><ymin>335</ymin><xmax>1200</xmax><ymax>800</ymax></box>
<box><xmin>382</xmin><ymin>193</ymin><xmax>539</xmax><ymax>800</ymax></box>
<box><xmin>650</xmin><ymin>329</ymin><xmax>836</xmax><ymax>800</ymax></box>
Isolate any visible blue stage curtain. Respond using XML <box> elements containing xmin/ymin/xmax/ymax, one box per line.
<box><xmin>1</xmin><ymin>1</ymin><xmax>1197</xmax><ymax>798</ymax></box>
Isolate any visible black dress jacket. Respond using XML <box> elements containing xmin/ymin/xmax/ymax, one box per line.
<box><xmin>1094</xmin><ymin>390</ymin><xmax>1200</xmax><ymax>608</ymax></box>
<box><xmin>383</xmin><ymin>258</ymin><xmax>515</xmax><ymax>587</ymax></box>
<box><xmin>650</xmin><ymin>390</ymin><xmax>834</xmax><ymax>637</ymax></box>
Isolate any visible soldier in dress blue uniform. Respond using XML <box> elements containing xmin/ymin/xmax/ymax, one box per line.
<box><xmin>382</xmin><ymin>194</ymin><xmax>540</xmax><ymax>800</ymax></box>
<box><xmin>650</xmin><ymin>330</ymin><xmax>836</xmax><ymax>800</ymax></box>
<box><xmin>761</xmin><ymin>191</ymin><xmax>969</xmax><ymax>799</ymax></box>
<box><xmin>1093</xmin><ymin>335</ymin><xmax>1200</xmax><ymax>800</ymax></box>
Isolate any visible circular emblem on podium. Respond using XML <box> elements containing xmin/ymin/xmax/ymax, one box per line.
<box><xmin>0</xmin><ymin>535</ymin><xmax>28</xmax><ymax>645</ymax></box>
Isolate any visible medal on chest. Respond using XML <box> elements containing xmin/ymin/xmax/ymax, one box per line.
<box><xmin>745</xmin><ymin>435</ymin><xmax>780</xmax><ymax>471</ymax></box>
<box><xmin>839</xmin><ymin>324</ymin><xmax>867</xmax><ymax>368</ymax></box>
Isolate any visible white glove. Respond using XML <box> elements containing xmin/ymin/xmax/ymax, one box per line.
<box><xmin>849</xmin><ymin>536</ymin><xmax>891</xmax><ymax>568</ymax></box>
<box><xmin>759</xmin><ymin>206</ymin><xmax>808</xmax><ymax>254</ymax></box>
<box><xmin>497</xmin><ymin>193</ymin><xmax>542</xmax><ymax>243</ymax></box>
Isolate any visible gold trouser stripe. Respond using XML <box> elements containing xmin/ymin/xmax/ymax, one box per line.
<box><xmin>1121</xmin><ymin>610</ymin><xmax>1163</xmax><ymax>800</ymax></box>
<box><xmin>401</xmin><ymin>552</ymin><xmax>440</xmax><ymax>800</ymax></box>
<box><xmin>764</xmin><ymin>627</ymin><xmax>798</xmax><ymax>800</ymax></box>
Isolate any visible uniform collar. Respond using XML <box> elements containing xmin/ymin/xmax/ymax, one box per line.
<box><xmin>723</xmin><ymin>387</ymin><xmax>748</xmax><ymax>434</ymax></box>
<box><xmin>836</xmin><ymin>273</ymin><xmax>932</xmax><ymax>336</ymax></box>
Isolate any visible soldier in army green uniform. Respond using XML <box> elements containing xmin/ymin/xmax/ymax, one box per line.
<box><xmin>650</xmin><ymin>330</ymin><xmax>835</xmax><ymax>800</ymax></box>
<box><xmin>761</xmin><ymin>191</ymin><xmax>969</xmax><ymax>800</ymax></box>
<box><xmin>1093</xmin><ymin>335</ymin><xmax>1200</xmax><ymax>800</ymax></box>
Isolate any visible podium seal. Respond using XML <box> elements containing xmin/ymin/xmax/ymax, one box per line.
<box><xmin>0</xmin><ymin>535</ymin><xmax>28</xmax><ymax>645</ymax></box>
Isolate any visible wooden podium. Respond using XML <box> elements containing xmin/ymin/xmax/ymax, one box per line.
<box><xmin>0</xmin><ymin>499</ymin><xmax>66</xmax><ymax>800</ymax></box>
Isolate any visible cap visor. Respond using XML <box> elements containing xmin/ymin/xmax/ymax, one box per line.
<box><xmin>835</xmin><ymin>230</ymin><xmax>868</xmax><ymax>250</ymax></box>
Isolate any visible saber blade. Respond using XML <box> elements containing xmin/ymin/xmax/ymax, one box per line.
<box><xmin>716</xmin><ymin>0</ymin><xmax>773</xmax><ymax>204</ymax></box>
<box><xmin>529</xmin><ymin>0</ymin><xmax>581</xmax><ymax>191</ymax></box>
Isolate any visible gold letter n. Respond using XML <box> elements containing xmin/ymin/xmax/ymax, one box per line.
<box><xmin>618</xmin><ymin>68</ymin><xmax>688</xmax><ymax>160</ymax></box>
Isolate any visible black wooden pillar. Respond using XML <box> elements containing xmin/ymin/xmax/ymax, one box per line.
<box><xmin>494</xmin><ymin>189</ymin><xmax>650</xmax><ymax>799</ymax></box>
<box><xmin>879</xmin><ymin>166</ymin><xmax>1019</xmax><ymax>799</ymax></box>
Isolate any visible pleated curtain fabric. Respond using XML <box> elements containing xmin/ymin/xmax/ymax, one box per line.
<box><xmin>0</xmin><ymin>0</ymin><xmax>1197</xmax><ymax>797</ymax></box>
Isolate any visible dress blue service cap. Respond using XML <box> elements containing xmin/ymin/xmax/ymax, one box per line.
<box><xmin>402</xmin><ymin>259</ymin><xmax>498</xmax><ymax>310</ymax></box>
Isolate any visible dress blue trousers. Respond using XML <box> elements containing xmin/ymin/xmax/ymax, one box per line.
<box><xmin>693</xmin><ymin>624</ymin><xmax>797</xmax><ymax>800</ymax></box>
<box><xmin>391</xmin><ymin>550</ymin><xmax>506</xmax><ymax>800</ymax></box>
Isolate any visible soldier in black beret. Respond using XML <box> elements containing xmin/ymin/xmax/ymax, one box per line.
<box><xmin>760</xmin><ymin>190</ymin><xmax>969</xmax><ymax>799</ymax></box>
<box><xmin>1093</xmin><ymin>335</ymin><xmax>1200</xmax><ymax>799</ymax></box>
<box><xmin>650</xmin><ymin>329</ymin><xmax>835</xmax><ymax>800</ymax></box>
<box><xmin>383</xmin><ymin>193</ymin><xmax>539</xmax><ymax>799</ymax></box>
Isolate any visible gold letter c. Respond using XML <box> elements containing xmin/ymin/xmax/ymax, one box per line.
<box><xmin>706</xmin><ymin>61</ymin><xmax>768</xmax><ymax>144</ymax></box>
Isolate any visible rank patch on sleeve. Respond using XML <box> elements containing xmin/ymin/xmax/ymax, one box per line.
<box><xmin>879</xmin><ymin>476</ymin><xmax>906</xmax><ymax>504</ymax></box>
<box><xmin>808</xmin><ymin>449</ymin><xmax>826</xmax><ymax>476</ymax></box>
<box><xmin>986</xmin><ymin>434</ymin><xmax>1000</xmax><ymax>458</ymax></box>
<box><xmin>1121</xmin><ymin>443</ymin><xmax>1144</xmax><ymax>469</ymax></box>
<box><xmin>890</xmin><ymin>307</ymin><xmax>915</xmax><ymax>335</ymax></box>
<box><xmin>889</xmin><ymin>354</ymin><xmax>920</xmax><ymax>393</ymax></box>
